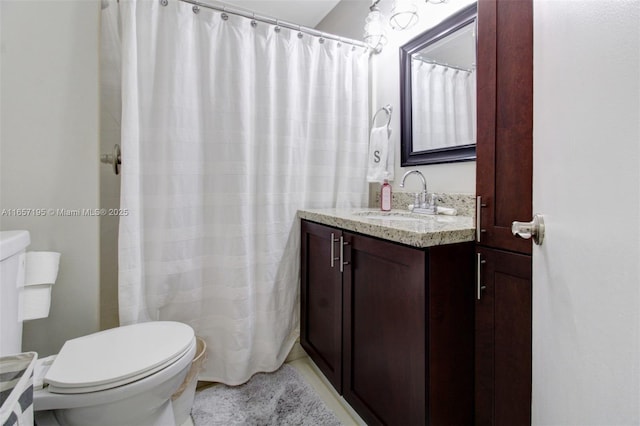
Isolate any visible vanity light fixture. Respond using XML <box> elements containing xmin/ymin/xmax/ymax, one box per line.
<box><xmin>365</xmin><ymin>0</ymin><xmax>448</xmax><ymax>53</ymax></box>
<box><xmin>389</xmin><ymin>0</ymin><xmax>419</xmax><ymax>30</ymax></box>
<box><xmin>364</xmin><ymin>0</ymin><xmax>388</xmax><ymax>53</ymax></box>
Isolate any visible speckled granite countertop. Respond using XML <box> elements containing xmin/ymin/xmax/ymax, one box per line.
<box><xmin>298</xmin><ymin>208</ymin><xmax>475</xmax><ymax>248</ymax></box>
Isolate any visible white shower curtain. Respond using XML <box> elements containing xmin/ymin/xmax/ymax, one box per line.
<box><xmin>411</xmin><ymin>59</ymin><xmax>476</xmax><ymax>151</ymax></box>
<box><xmin>117</xmin><ymin>0</ymin><xmax>369</xmax><ymax>385</ymax></box>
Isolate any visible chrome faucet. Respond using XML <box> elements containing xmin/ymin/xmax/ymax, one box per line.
<box><xmin>399</xmin><ymin>170</ymin><xmax>436</xmax><ymax>214</ymax></box>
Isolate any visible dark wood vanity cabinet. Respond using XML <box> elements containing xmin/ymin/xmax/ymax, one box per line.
<box><xmin>475</xmin><ymin>0</ymin><xmax>533</xmax><ymax>424</ymax></box>
<box><xmin>342</xmin><ymin>229</ymin><xmax>428</xmax><ymax>425</ymax></box>
<box><xmin>299</xmin><ymin>220</ymin><xmax>343</xmax><ymax>392</ymax></box>
<box><xmin>301</xmin><ymin>219</ymin><xmax>475</xmax><ymax>425</ymax></box>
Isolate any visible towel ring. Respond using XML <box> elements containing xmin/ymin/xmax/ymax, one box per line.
<box><xmin>372</xmin><ymin>105</ymin><xmax>392</xmax><ymax>128</ymax></box>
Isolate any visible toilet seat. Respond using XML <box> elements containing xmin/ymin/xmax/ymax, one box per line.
<box><xmin>44</xmin><ymin>321</ymin><xmax>194</xmax><ymax>394</ymax></box>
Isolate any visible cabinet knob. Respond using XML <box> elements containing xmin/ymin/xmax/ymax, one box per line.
<box><xmin>511</xmin><ymin>214</ymin><xmax>545</xmax><ymax>245</ymax></box>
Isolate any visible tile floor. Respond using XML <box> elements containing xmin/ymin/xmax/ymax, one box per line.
<box><xmin>287</xmin><ymin>356</ymin><xmax>366</xmax><ymax>426</ymax></box>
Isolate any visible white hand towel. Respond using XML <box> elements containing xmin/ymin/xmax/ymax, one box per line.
<box><xmin>385</xmin><ymin>129</ymin><xmax>394</xmax><ymax>182</ymax></box>
<box><xmin>366</xmin><ymin>126</ymin><xmax>390</xmax><ymax>183</ymax></box>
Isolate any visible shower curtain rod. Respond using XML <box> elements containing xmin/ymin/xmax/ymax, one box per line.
<box><xmin>412</xmin><ymin>56</ymin><xmax>473</xmax><ymax>73</ymax></box>
<box><xmin>178</xmin><ymin>0</ymin><xmax>369</xmax><ymax>50</ymax></box>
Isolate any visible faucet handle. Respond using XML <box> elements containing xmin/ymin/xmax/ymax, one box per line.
<box><xmin>413</xmin><ymin>192</ymin><xmax>421</xmax><ymax>208</ymax></box>
<box><xmin>429</xmin><ymin>193</ymin><xmax>438</xmax><ymax>209</ymax></box>
<box><xmin>420</xmin><ymin>191</ymin><xmax>429</xmax><ymax>209</ymax></box>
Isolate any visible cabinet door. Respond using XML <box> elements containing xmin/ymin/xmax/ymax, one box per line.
<box><xmin>476</xmin><ymin>0</ymin><xmax>533</xmax><ymax>254</ymax></box>
<box><xmin>342</xmin><ymin>232</ymin><xmax>426</xmax><ymax>426</ymax></box>
<box><xmin>476</xmin><ymin>247</ymin><xmax>532</xmax><ymax>426</ymax></box>
<box><xmin>300</xmin><ymin>220</ymin><xmax>343</xmax><ymax>392</ymax></box>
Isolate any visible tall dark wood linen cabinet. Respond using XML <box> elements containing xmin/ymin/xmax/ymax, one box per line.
<box><xmin>475</xmin><ymin>0</ymin><xmax>533</xmax><ymax>425</ymax></box>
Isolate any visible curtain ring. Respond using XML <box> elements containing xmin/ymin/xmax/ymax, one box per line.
<box><xmin>160</xmin><ymin>0</ymin><xmax>168</xmax><ymax>6</ymax></box>
<box><xmin>319</xmin><ymin>33</ymin><xmax>325</xmax><ymax>44</ymax></box>
<box><xmin>192</xmin><ymin>5</ymin><xmax>200</xmax><ymax>14</ymax></box>
<box><xmin>221</xmin><ymin>6</ymin><xmax>228</xmax><ymax>20</ymax></box>
<box><xmin>274</xmin><ymin>20</ymin><xmax>281</xmax><ymax>33</ymax></box>
<box><xmin>251</xmin><ymin>13</ymin><xmax>257</xmax><ymax>27</ymax></box>
<box><xmin>297</xmin><ymin>25</ymin><xmax>303</xmax><ymax>39</ymax></box>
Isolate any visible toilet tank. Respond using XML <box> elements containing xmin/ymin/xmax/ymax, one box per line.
<box><xmin>0</xmin><ymin>230</ymin><xmax>30</xmax><ymax>356</ymax></box>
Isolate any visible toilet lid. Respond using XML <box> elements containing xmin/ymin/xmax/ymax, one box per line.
<box><xmin>44</xmin><ymin>321</ymin><xmax>195</xmax><ymax>394</ymax></box>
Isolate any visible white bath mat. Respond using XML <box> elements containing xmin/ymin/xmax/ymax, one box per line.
<box><xmin>192</xmin><ymin>364</ymin><xmax>343</xmax><ymax>426</ymax></box>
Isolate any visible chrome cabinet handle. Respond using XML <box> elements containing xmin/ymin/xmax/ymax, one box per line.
<box><xmin>512</xmin><ymin>214</ymin><xmax>545</xmax><ymax>245</ymax></box>
<box><xmin>339</xmin><ymin>236</ymin><xmax>350</xmax><ymax>273</ymax></box>
<box><xmin>476</xmin><ymin>253</ymin><xmax>487</xmax><ymax>300</ymax></box>
<box><xmin>330</xmin><ymin>233</ymin><xmax>340</xmax><ymax>268</ymax></box>
<box><xmin>476</xmin><ymin>196</ymin><xmax>486</xmax><ymax>242</ymax></box>
<box><xmin>330</xmin><ymin>233</ymin><xmax>334</xmax><ymax>268</ymax></box>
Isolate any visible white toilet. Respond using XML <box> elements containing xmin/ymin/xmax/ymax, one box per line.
<box><xmin>0</xmin><ymin>230</ymin><xmax>197</xmax><ymax>426</ymax></box>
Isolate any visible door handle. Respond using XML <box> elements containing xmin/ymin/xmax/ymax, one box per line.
<box><xmin>100</xmin><ymin>143</ymin><xmax>121</xmax><ymax>175</ymax></box>
<box><xmin>512</xmin><ymin>214</ymin><xmax>545</xmax><ymax>245</ymax></box>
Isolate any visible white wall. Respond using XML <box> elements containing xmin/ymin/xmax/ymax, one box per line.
<box><xmin>316</xmin><ymin>0</ymin><xmax>370</xmax><ymax>41</ymax></box>
<box><xmin>317</xmin><ymin>0</ymin><xmax>476</xmax><ymax>195</ymax></box>
<box><xmin>0</xmin><ymin>0</ymin><xmax>101</xmax><ymax>356</ymax></box>
<box><xmin>532</xmin><ymin>0</ymin><xmax>640</xmax><ymax>423</ymax></box>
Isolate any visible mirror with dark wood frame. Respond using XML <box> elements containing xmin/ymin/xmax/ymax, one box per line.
<box><xmin>400</xmin><ymin>3</ymin><xmax>477</xmax><ymax>166</ymax></box>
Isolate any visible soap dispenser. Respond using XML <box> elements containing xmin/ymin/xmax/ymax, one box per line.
<box><xmin>380</xmin><ymin>179</ymin><xmax>392</xmax><ymax>211</ymax></box>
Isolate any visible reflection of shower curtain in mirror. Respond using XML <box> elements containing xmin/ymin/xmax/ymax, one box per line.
<box><xmin>412</xmin><ymin>60</ymin><xmax>476</xmax><ymax>151</ymax></box>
